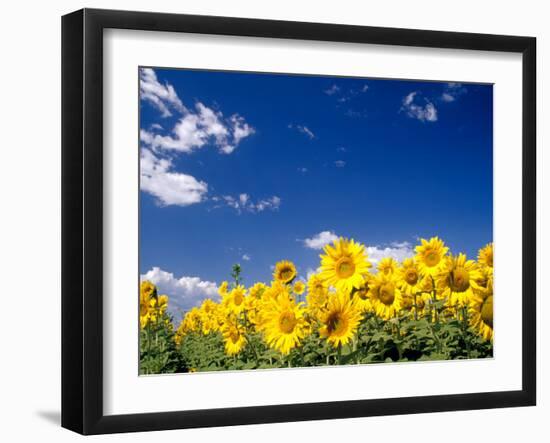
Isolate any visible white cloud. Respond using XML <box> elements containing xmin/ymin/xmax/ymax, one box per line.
<box><xmin>401</xmin><ymin>92</ymin><xmax>438</xmax><ymax>122</ymax></box>
<box><xmin>367</xmin><ymin>241</ymin><xmax>414</xmax><ymax>265</ymax></box>
<box><xmin>242</xmin><ymin>254</ymin><xmax>251</xmax><ymax>261</ymax></box>
<box><xmin>334</xmin><ymin>160</ymin><xmax>346</xmax><ymax>168</ymax></box>
<box><xmin>362</xmin><ymin>84</ymin><xmax>370</xmax><ymax>92</ymax></box>
<box><xmin>337</xmin><ymin>146</ymin><xmax>347</xmax><ymax>152</ymax></box>
<box><xmin>140</xmin><ymin>148</ymin><xmax>208</xmax><ymax>206</ymax></box>
<box><xmin>220</xmin><ymin>194</ymin><xmax>281</xmax><ymax>213</ymax></box>
<box><xmin>141</xmin><ymin>267</ymin><xmax>219</xmax><ymax>320</ymax></box>
<box><xmin>288</xmin><ymin>124</ymin><xmax>315</xmax><ymax>140</ymax></box>
<box><xmin>441</xmin><ymin>93</ymin><xmax>455</xmax><ymax>103</ymax></box>
<box><xmin>141</xmin><ymin>101</ymin><xmax>253</xmax><ymax>155</ymax></box>
<box><xmin>231</xmin><ymin>114</ymin><xmax>255</xmax><ymax>144</ymax></box>
<box><xmin>139</xmin><ymin>68</ymin><xmax>186</xmax><ymax>117</ymax></box>
<box><xmin>303</xmin><ymin>231</ymin><xmax>339</xmax><ymax>249</ymax></box>
<box><xmin>441</xmin><ymin>82</ymin><xmax>467</xmax><ymax>102</ymax></box>
<box><xmin>298</xmin><ymin>167</ymin><xmax>308</xmax><ymax>173</ymax></box>
<box><xmin>324</xmin><ymin>84</ymin><xmax>340</xmax><ymax>95</ymax></box>
<box><xmin>140</xmin><ymin>150</ymin><xmax>277</xmax><ymax>211</ymax></box>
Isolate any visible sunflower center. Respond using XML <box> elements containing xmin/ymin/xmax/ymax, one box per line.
<box><xmin>450</xmin><ymin>268</ymin><xmax>470</xmax><ymax>292</ymax></box>
<box><xmin>316</xmin><ymin>291</ymin><xmax>328</xmax><ymax>305</ymax></box>
<box><xmin>336</xmin><ymin>257</ymin><xmax>356</xmax><ymax>278</ymax></box>
<box><xmin>326</xmin><ymin>312</ymin><xmax>348</xmax><ymax>336</ymax></box>
<box><xmin>233</xmin><ymin>292</ymin><xmax>244</xmax><ymax>306</ymax></box>
<box><xmin>401</xmin><ymin>296</ymin><xmax>413</xmax><ymax>310</ymax></box>
<box><xmin>481</xmin><ymin>295</ymin><xmax>493</xmax><ymax>328</ymax></box>
<box><xmin>379</xmin><ymin>283</ymin><xmax>396</xmax><ymax>306</ymax></box>
<box><xmin>404</xmin><ymin>269</ymin><xmax>419</xmax><ymax>285</ymax></box>
<box><xmin>425</xmin><ymin>250</ymin><xmax>440</xmax><ymax>267</ymax></box>
<box><xmin>140</xmin><ymin>302</ymin><xmax>148</xmax><ymax>316</ymax></box>
<box><xmin>279</xmin><ymin>311</ymin><xmax>297</xmax><ymax>334</ymax></box>
<box><xmin>356</xmin><ymin>286</ymin><xmax>369</xmax><ymax>301</ymax></box>
<box><xmin>229</xmin><ymin>329</ymin><xmax>240</xmax><ymax>343</ymax></box>
<box><xmin>279</xmin><ymin>267</ymin><xmax>294</xmax><ymax>282</ymax></box>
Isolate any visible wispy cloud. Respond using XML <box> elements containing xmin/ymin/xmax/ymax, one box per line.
<box><xmin>297</xmin><ymin>167</ymin><xmax>308</xmax><ymax>173</ymax></box>
<box><xmin>334</xmin><ymin>160</ymin><xmax>346</xmax><ymax>168</ymax></box>
<box><xmin>324</xmin><ymin>84</ymin><xmax>341</xmax><ymax>96</ymax></box>
<box><xmin>242</xmin><ymin>254</ymin><xmax>251</xmax><ymax>261</ymax></box>
<box><xmin>325</xmin><ymin>83</ymin><xmax>369</xmax><ymax>102</ymax></box>
<box><xmin>303</xmin><ymin>231</ymin><xmax>339</xmax><ymax>250</ymax></box>
<box><xmin>219</xmin><ymin>193</ymin><xmax>281</xmax><ymax>214</ymax></box>
<box><xmin>140</xmin><ymin>68</ymin><xmax>186</xmax><ymax>117</ymax></box>
<box><xmin>324</xmin><ymin>82</ymin><xmax>370</xmax><ymax>118</ymax></box>
<box><xmin>140</xmin><ymin>148</ymin><xmax>208</xmax><ymax>206</ymax></box>
<box><xmin>140</xmin><ymin>267</ymin><xmax>218</xmax><ymax>320</ymax></box>
<box><xmin>401</xmin><ymin>92</ymin><xmax>438</xmax><ymax>122</ymax></box>
<box><xmin>441</xmin><ymin>82</ymin><xmax>468</xmax><ymax>102</ymax></box>
<box><xmin>288</xmin><ymin>124</ymin><xmax>315</xmax><ymax>140</ymax></box>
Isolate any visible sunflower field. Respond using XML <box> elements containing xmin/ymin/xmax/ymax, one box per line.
<box><xmin>139</xmin><ymin>237</ymin><xmax>494</xmax><ymax>374</ymax></box>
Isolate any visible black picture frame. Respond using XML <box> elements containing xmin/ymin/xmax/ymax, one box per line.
<box><xmin>61</xmin><ymin>8</ymin><xmax>537</xmax><ymax>435</ymax></box>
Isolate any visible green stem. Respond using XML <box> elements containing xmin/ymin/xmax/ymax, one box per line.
<box><xmin>244</xmin><ymin>332</ymin><xmax>260</xmax><ymax>365</ymax></box>
<box><xmin>462</xmin><ymin>306</ymin><xmax>471</xmax><ymax>359</ymax></box>
<box><xmin>431</xmin><ymin>276</ymin><xmax>439</xmax><ymax>326</ymax></box>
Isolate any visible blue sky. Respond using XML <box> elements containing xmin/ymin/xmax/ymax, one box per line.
<box><xmin>138</xmin><ymin>67</ymin><xmax>493</xmax><ymax>316</ymax></box>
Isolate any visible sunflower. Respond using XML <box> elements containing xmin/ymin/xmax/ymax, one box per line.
<box><xmin>436</xmin><ymin>253</ymin><xmax>482</xmax><ymax>308</ymax></box>
<box><xmin>258</xmin><ymin>296</ymin><xmax>308</xmax><ymax>355</ymax></box>
<box><xmin>293</xmin><ymin>280</ymin><xmax>306</xmax><ymax>295</ymax></box>
<box><xmin>218</xmin><ymin>281</ymin><xmax>229</xmax><ymax>297</ymax></box>
<box><xmin>468</xmin><ymin>280</ymin><xmax>493</xmax><ymax>341</ymax></box>
<box><xmin>140</xmin><ymin>280</ymin><xmax>157</xmax><ymax>300</ymax></box>
<box><xmin>249</xmin><ymin>282</ymin><xmax>267</xmax><ymax>299</ymax></box>
<box><xmin>199</xmin><ymin>299</ymin><xmax>221</xmax><ymax>334</ymax></box>
<box><xmin>305</xmin><ymin>274</ymin><xmax>329</xmax><ymax>315</ymax></box>
<box><xmin>223</xmin><ymin>285</ymin><xmax>247</xmax><ymax>314</ymax></box>
<box><xmin>478</xmin><ymin>242</ymin><xmax>494</xmax><ymax>269</ymax></box>
<box><xmin>273</xmin><ymin>260</ymin><xmax>297</xmax><ymax>284</ymax></box>
<box><xmin>244</xmin><ymin>294</ymin><xmax>260</xmax><ymax>326</ymax></box>
<box><xmin>319</xmin><ymin>237</ymin><xmax>372</xmax><ymax>293</ymax></box>
<box><xmin>139</xmin><ymin>290</ymin><xmax>151</xmax><ymax>329</ymax></box>
<box><xmin>221</xmin><ymin>321</ymin><xmax>247</xmax><ymax>355</ymax></box>
<box><xmin>472</xmin><ymin>265</ymin><xmax>494</xmax><ymax>299</ymax></box>
<box><xmin>351</xmin><ymin>275</ymin><xmax>373</xmax><ymax>313</ymax></box>
<box><xmin>377</xmin><ymin>257</ymin><xmax>398</xmax><ymax>276</ymax></box>
<box><xmin>397</xmin><ymin>258</ymin><xmax>422</xmax><ymax>294</ymax></box>
<box><xmin>319</xmin><ymin>290</ymin><xmax>363</xmax><ymax>348</ymax></box>
<box><xmin>369</xmin><ymin>273</ymin><xmax>403</xmax><ymax>320</ymax></box>
<box><xmin>178</xmin><ymin>307</ymin><xmax>201</xmax><ymax>336</ymax></box>
<box><xmin>415</xmin><ymin>237</ymin><xmax>449</xmax><ymax>277</ymax></box>
<box><xmin>307</xmin><ymin>273</ymin><xmax>326</xmax><ymax>295</ymax></box>
<box><xmin>262</xmin><ymin>281</ymin><xmax>288</xmax><ymax>302</ymax></box>
<box><xmin>148</xmin><ymin>294</ymin><xmax>169</xmax><ymax>323</ymax></box>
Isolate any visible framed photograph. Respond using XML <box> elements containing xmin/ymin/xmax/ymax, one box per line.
<box><xmin>62</xmin><ymin>8</ymin><xmax>536</xmax><ymax>435</ymax></box>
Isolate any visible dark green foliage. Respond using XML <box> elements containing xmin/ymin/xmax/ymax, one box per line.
<box><xmin>139</xmin><ymin>313</ymin><xmax>184</xmax><ymax>375</ymax></box>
